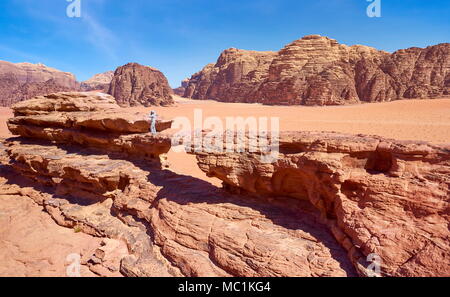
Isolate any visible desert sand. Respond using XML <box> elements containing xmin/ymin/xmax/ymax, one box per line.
<box><xmin>2</xmin><ymin>98</ymin><xmax>450</xmax><ymax>184</ymax></box>
<box><xmin>144</xmin><ymin>97</ymin><xmax>450</xmax><ymax>183</ymax></box>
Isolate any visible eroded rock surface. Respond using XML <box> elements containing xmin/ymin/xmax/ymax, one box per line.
<box><xmin>0</xmin><ymin>144</ymin><xmax>130</xmax><ymax>277</ymax></box>
<box><xmin>184</xmin><ymin>49</ymin><xmax>277</xmax><ymax>103</ymax></box>
<box><xmin>2</xmin><ymin>93</ymin><xmax>448</xmax><ymax>277</ymax></box>
<box><xmin>0</xmin><ymin>93</ymin><xmax>356</xmax><ymax>277</ymax></box>
<box><xmin>190</xmin><ymin>131</ymin><xmax>450</xmax><ymax>276</ymax></box>
<box><xmin>183</xmin><ymin>35</ymin><xmax>450</xmax><ymax>105</ymax></box>
<box><xmin>81</xmin><ymin>71</ymin><xmax>114</xmax><ymax>93</ymax></box>
<box><xmin>108</xmin><ymin>63</ymin><xmax>174</xmax><ymax>107</ymax></box>
<box><xmin>8</xmin><ymin>92</ymin><xmax>173</xmax><ymax>166</ymax></box>
<box><xmin>1</xmin><ymin>139</ymin><xmax>355</xmax><ymax>277</ymax></box>
<box><xmin>0</xmin><ymin>61</ymin><xmax>79</xmax><ymax>107</ymax></box>
<box><xmin>173</xmin><ymin>78</ymin><xmax>190</xmax><ymax>96</ymax></box>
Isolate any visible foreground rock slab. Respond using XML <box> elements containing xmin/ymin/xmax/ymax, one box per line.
<box><xmin>0</xmin><ymin>147</ymin><xmax>130</xmax><ymax>277</ymax></box>
<box><xmin>2</xmin><ymin>139</ymin><xmax>355</xmax><ymax>276</ymax></box>
<box><xmin>3</xmin><ymin>92</ymin><xmax>448</xmax><ymax>277</ymax></box>
<box><xmin>109</xmin><ymin>63</ymin><xmax>174</xmax><ymax>107</ymax></box>
<box><xmin>191</xmin><ymin>131</ymin><xmax>450</xmax><ymax>276</ymax></box>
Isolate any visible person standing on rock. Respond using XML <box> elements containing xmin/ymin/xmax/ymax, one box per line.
<box><xmin>149</xmin><ymin>111</ymin><xmax>158</xmax><ymax>135</ymax></box>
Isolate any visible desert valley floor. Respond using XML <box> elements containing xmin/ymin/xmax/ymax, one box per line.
<box><xmin>0</xmin><ymin>96</ymin><xmax>449</xmax><ymax>276</ymax></box>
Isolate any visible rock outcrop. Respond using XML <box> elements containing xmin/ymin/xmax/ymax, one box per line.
<box><xmin>108</xmin><ymin>63</ymin><xmax>174</xmax><ymax>107</ymax></box>
<box><xmin>173</xmin><ymin>78</ymin><xmax>190</xmax><ymax>97</ymax></box>
<box><xmin>0</xmin><ymin>61</ymin><xmax>79</xmax><ymax>107</ymax></box>
<box><xmin>8</xmin><ymin>92</ymin><xmax>173</xmax><ymax>165</ymax></box>
<box><xmin>190</xmin><ymin>131</ymin><xmax>450</xmax><ymax>276</ymax></box>
<box><xmin>183</xmin><ymin>35</ymin><xmax>450</xmax><ymax>105</ymax></box>
<box><xmin>184</xmin><ymin>49</ymin><xmax>277</xmax><ymax>103</ymax></box>
<box><xmin>1</xmin><ymin>92</ymin><xmax>449</xmax><ymax>277</ymax></box>
<box><xmin>0</xmin><ymin>170</ymin><xmax>130</xmax><ymax>277</ymax></box>
<box><xmin>1</xmin><ymin>92</ymin><xmax>356</xmax><ymax>277</ymax></box>
<box><xmin>81</xmin><ymin>71</ymin><xmax>114</xmax><ymax>92</ymax></box>
<box><xmin>0</xmin><ymin>61</ymin><xmax>176</xmax><ymax>108</ymax></box>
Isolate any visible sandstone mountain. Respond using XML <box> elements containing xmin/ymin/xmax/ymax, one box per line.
<box><xmin>192</xmin><ymin>131</ymin><xmax>450</xmax><ymax>276</ymax></box>
<box><xmin>0</xmin><ymin>61</ymin><xmax>79</xmax><ymax>107</ymax></box>
<box><xmin>184</xmin><ymin>49</ymin><xmax>277</xmax><ymax>103</ymax></box>
<box><xmin>80</xmin><ymin>71</ymin><xmax>114</xmax><ymax>92</ymax></box>
<box><xmin>182</xmin><ymin>35</ymin><xmax>450</xmax><ymax>105</ymax></box>
<box><xmin>0</xmin><ymin>61</ymin><xmax>175</xmax><ymax>108</ymax></box>
<box><xmin>108</xmin><ymin>63</ymin><xmax>174</xmax><ymax>107</ymax></box>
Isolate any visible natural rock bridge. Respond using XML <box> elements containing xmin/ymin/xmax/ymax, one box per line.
<box><xmin>1</xmin><ymin>92</ymin><xmax>449</xmax><ymax>276</ymax></box>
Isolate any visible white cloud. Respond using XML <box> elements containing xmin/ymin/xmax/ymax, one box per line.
<box><xmin>82</xmin><ymin>12</ymin><xmax>119</xmax><ymax>61</ymax></box>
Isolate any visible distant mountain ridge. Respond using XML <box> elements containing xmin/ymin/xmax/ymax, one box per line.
<box><xmin>0</xmin><ymin>61</ymin><xmax>79</xmax><ymax>106</ymax></box>
<box><xmin>0</xmin><ymin>61</ymin><xmax>173</xmax><ymax>107</ymax></box>
<box><xmin>181</xmin><ymin>35</ymin><xmax>450</xmax><ymax>105</ymax></box>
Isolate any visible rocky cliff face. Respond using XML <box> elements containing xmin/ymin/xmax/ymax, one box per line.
<box><xmin>183</xmin><ymin>35</ymin><xmax>450</xmax><ymax>105</ymax></box>
<box><xmin>173</xmin><ymin>78</ymin><xmax>190</xmax><ymax>96</ymax></box>
<box><xmin>184</xmin><ymin>49</ymin><xmax>277</xmax><ymax>103</ymax></box>
<box><xmin>81</xmin><ymin>71</ymin><xmax>114</xmax><ymax>92</ymax></box>
<box><xmin>191</xmin><ymin>131</ymin><xmax>450</xmax><ymax>276</ymax></box>
<box><xmin>1</xmin><ymin>61</ymin><xmax>175</xmax><ymax>108</ymax></box>
<box><xmin>0</xmin><ymin>61</ymin><xmax>79</xmax><ymax>107</ymax></box>
<box><xmin>108</xmin><ymin>63</ymin><xmax>174</xmax><ymax>107</ymax></box>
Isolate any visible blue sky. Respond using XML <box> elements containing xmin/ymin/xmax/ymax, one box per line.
<box><xmin>0</xmin><ymin>0</ymin><xmax>449</xmax><ymax>87</ymax></box>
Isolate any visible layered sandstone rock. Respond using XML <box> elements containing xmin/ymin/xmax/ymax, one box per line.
<box><xmin>3</xmin><ymin>93</ymin><xmax>449</xmax><ymax>277</ymax></box>
<box><xmin>1</xmin><ymin>92</ymin><xmax>356</xmax><ymax>277</ymax></box>
<box><xmin>190</xmin><ymin>131</ymin><xmax>450</xmax><ymax>276</ymax></box>
<box><xmin>8</xmin><ymin>92</ymin><xmax>172</xmax><ymax>165</ymax></box>
<box><xmin>0</xmin><ymin>61</ymin><xmax>79</xmax><ymax>107</ymax></box>
<box><xmin>1</xmin><ymin>139</ymin><xmax>355</xmax><ymax>277</ymax></box>
<box><xmin>184</xmin><ymin>49</ymin><xmax>277</xmax><ymax>102</ymax></box>
<box><xmin>108</xmin><ymin>63</ymin><xmax>174</xmax><ymax>107</ymax></box>
<box><xmin>0</xmin><ymin>143</ymin><xmax>172</xmax><ymax>277</ymax></box>
<box><xmin>11</xmin><ymin>92</ymin><xmax>118</xmax><ymax>116</ymax></box>
<box><xmin>173</xmin><ymin>78</ymin><xmax>190</xmax><ymax>96</ymax></box>
<box><xmin>183</xmin><ymin>35</ymin><xmax>450</xmax><ymax>105</ymax></box>
<box><xmin>81</xmin><ymin>71</ymin><xmax>114</xmax><ymax>92</ymax></box>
